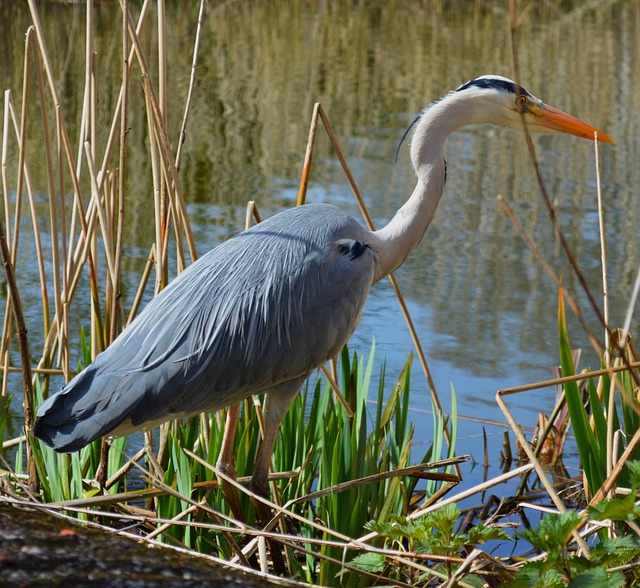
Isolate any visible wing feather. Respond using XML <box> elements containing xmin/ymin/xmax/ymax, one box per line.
<box><xmin>35</xmin><ymin>204</ymin><xmax>377</xmax><ymax>450</ymax></box>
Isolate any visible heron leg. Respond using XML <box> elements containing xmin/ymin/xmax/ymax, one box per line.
<box><xmin>215</xmin><ymin>401</ymin><xmax>245</xmax><ymax>522</ymax></box>
<box><xmin>251</xmin><ymin>376</ymin><xmax>306</xmax><ymax>574</ymax></box>
<box><xmin>251</xmin><ymin>376</ymin><xmax>306</xmax><ymax>506</ymax></box>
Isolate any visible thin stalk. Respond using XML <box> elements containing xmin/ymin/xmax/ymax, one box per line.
<box><xmin>156</xmin><ymin>0</ymin><xmax>175</xmax><ymax>280</ymax></box>
<box><xmin>297</xmin><ymin>102</ymin><xmax>320</xmax><ymax>206</ymax></box>
<box><xmin>7</xmin><ymin>95</ymin><xmax>49</xmax><ymax>374</ymax></box>
<box><xmin>286</xmin><ymin>458</ymin><xmax>464</xmax><ymax>508</ymax></box>
<box><xmin>144</xmin><ymin>77</ymin><xmax>164</xmax><ymax>293</ymax></box>
<box><xmin>594</xmin><ymin>135</ymin><xmax>609</xmax><ymax>351</ymax></box>
<box><xmin>98</xmin><ymin>0</ymin><xmax>151</xmax><ymax>183</ymax></box>
<box><xmin>127</xmin><ymin>245</ymin><xmax>155</xmax><ymax>325</ymax></box>
<box><xmin>508</xmin><ymin>2</ymin><xmax>634</xmax><ymax>390</ymax></box>
<box><xmin>621</xmin><ymin>266</ymin><xmax>640</xmax><ymax>349</ymax></box>
<box><xmin>28</xmin><ymin>0</ymin><xmax>104</xmax><ymax>359</ymax></box>
<box><xmin>498</xmin><ymin>197</ymin><xmax>602</xmax><ymax>357</ymax></box>
<box><xmin>174</xmin><ymin>0</ymin><xmax>206</xmax><ymax>171</ymax></box>
<box><xmin>83</xmin><ymin>143</ymin><xmax>117</xmax><ymax>289</ymax></box>
<box><xmin>32</xmin><ymin>36</ymin><xmax>68</xmax><ymax>375</ymax></box>
<box><xmin>0</xmin><ymin>91</ymin><xmax>11</xmax><ymax>398</ymax></box>
<box><xmin>605</xmin><ymin>357</ymin><xmax>619</xmax><ymax>483</ymax></box>
<box><xmin>111</xmin><ymin>0</ymin><xmax>129</xmax><ymax>343</ymax></box>
<box><xmin>587</xmin><ymin>420</ymin><xmax>640</xmax><ymax>508</ymax></box>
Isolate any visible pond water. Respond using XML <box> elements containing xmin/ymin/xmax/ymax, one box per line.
<box><xmin>1</xmin><ymin>2</ymin><xmax>639</xmax><ymax>491</ymax></box>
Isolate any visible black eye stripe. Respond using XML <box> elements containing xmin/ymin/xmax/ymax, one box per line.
<box><xmin>455</xmin><ymin>77</ymin><xmax>532</xmax><ymax>98</ymax></box>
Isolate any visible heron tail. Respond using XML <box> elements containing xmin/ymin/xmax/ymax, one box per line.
<box><xmin>33</xmin><ymin>362</ymin><xmax>143</xmax><ymax>453</ymax></box>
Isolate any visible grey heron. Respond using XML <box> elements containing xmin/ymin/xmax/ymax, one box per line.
<box><xmin>34</xmin><ymin>75</ymin><xmax>612</xmax><ymax>512</ymax></box>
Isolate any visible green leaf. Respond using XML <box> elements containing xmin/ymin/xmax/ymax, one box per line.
<box><xmin>568</xmin><ymin>568</ymin><xmax>625</xmax><ymax>588</ymax></box>
<box><xmin>503</xmin><ymin>562</ymin><xmax>564</xmax><ymax>587</ymax></box>
<box><xmin>626</xmin><ymin>460</ymin><xmax>640</xmax><ymax>490</ymax></box>
<box><xmin>347</xmin><ymin>551</ymin><xmax>387</xmax><ymax>573</ymax></box>
<box><xmin>557</xmin><ymin>291</ymin><xmax>604</xmax><ymax>494</ymax></box>
<box><xmin>519</xmin><ymin>511</ymin><xmax>581</xmax><ymax>552</ymax></box>
<box><xmin>466</xmin><ymin>524</ymin><xmax>513</xmax><ymax>545</ymax></box>
<box><xmin>588</xmin><ymin>494</ymin><xmax>640</xmax><ymax>521</ymax></box>
<box><xmin>591</xmin><ymin>535</ymin><xmax>640</xmax><ymax>567</ymax></box>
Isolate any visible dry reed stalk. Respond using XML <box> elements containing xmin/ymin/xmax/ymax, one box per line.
<box><xmin>0</xmin><ymin>39</ymin><xmax>47</xmax><ymax>488</ymax></box>
<box><xmin>594</xmin><ymin>135</ymin><xmax>609</xmax><ymax>350</ymax></box>
<box><xmin>127</xmin><ymin>244</ymin><xmax>156</xmax><ymax>325</ymax></box>
<box><xmin>285</xmin><ymin>457</ymin><xmax>465</xmax><ymax>508</ymax></box>
<box><xmin>84</xmin><ymin>144</ymin><xmax>118</xmax><ymax>290</ymax></box>
<box><xmin>0</xmin><ymin>155</ymin><xmax>36</xmax><ymax>488</ymax></box>
<box><xmin>498</xmin><ymin>197</ymin><xmax>602</xmax><ymax>356</ymax></box>
<box><xmin>0</xmin><ymin>94</ymin><xmax>12</xmax><ymax>399</ymax></box>
<box><xmin>496</xmin><ymin>387</ymin><xmax>576</xmax><ymax>520</ymax></box>
<box><xmin>186</xmin><ymin>448</ymin><xmax>465</xmax><ymax>585</ymax></box>
<box><xmin>27</xmin><ymin>0</ymin><xmax>108</xmax><ymax>372</ymax></box>
<box><xmin>499</xmin><ymin>197</ymin><xmax>640</xmax><ymax>427</ymax></box>
<box><xmin>130</xmin><ymin>455</ymin><xmax>253</xmax><ymax>566</ymax></box>
<box><xmin>297</xmin><ymin>102</ymin><xmax>321</xmax><ymax>206</ymax></box>
<box><xmin>174</xmin><ymin>0</ymin><xmax>206</xmax><ymax>171</ymax></box>
<box><xmin>111</xmin><ymin>0</ymin><xmax>129</xmax><ymax>343</ymax></box>
<box><xmin>509</xmin><ymin>5</ymin><xmax>640</xmax><ymax>403</ymax></box>
<box><xmin>190</xmin><ymin>450</ymin><xmax>369</xmax><ymax>547</ymax></box>
<box><xmin>621</xmin><ymin>268</ymin><xmax>640</xmax><ymax>350</ymax></box>
<box><xmin>2</xmin><ymin>90</ymin><xmax>51</xmax><ymax>392</ymax></box>
<box><xmin>155</xmin><ymin>0</ymin><xmax>172</xmax><ymax>283</ymax></box>
<box><xmin>318</xmin><ymin>364</ymin><xmax>353</xmax><ymax>417</ymax></box>
<box><xmin>1</xmin><ymin>48</ymin><xmax>40</xmax><ymax>396</ymax></box>
<box><xmin>120</xmin><ymin>0</ymin><xmax>196</xmax><ymax>268</ymax></box>
<box><xmin>98</xmin><ymin>0</ymin><xmax>151</xmax><ymax>180</ymax></box>
<box><xmin>493</xmin><ymin>362</ymin><xmax>640</xmax><ymax>555</ymax></box>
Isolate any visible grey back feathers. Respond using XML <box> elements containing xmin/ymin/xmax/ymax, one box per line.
<box><xmin>34</xmin><ymin>204</ymin><xmax>377</xmax><ymax>451</ymax></box>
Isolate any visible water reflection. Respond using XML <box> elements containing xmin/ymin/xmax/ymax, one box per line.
<box><xmin>0</xmin><ymin>1</ymin><xmax>638</xmax><ymax>468</ymax></box>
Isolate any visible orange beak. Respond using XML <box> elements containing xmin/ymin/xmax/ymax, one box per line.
<box><xmin>535</xmin><ymin>103</ymin><xmax>615</xmax><ymax>143</ymax></box>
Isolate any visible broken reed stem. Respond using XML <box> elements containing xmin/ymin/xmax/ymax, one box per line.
<box><xmin>297</xmin><ymin>102</ymin><xmax>320</xmax><ymax>206</ymax></box>
<box><xmin>498</xmin><ymin>197</ymin><xmax>602</xmax><ymax>356</ymax></box>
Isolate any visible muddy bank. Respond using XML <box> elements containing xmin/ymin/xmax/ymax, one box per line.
<box><xmin>0</xmin><ymin>502</ymin><xmax>285</xmax><ymax>587</ymax></box>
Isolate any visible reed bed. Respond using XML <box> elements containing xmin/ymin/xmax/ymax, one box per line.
<box><xmin>0</xmin><ymin>2</ymin><xmax>639</xmax><ymax>587</ymax></box>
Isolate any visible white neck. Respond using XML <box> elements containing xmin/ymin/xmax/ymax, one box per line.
<box><xmin>371</xmin><ymin>92</ymin><xmax>482</xmax><ymax>282</ymax></box>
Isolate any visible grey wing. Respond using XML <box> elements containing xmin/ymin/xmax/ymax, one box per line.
<box><xmin>34</xmin><ymin>204</ymin><xmax>378</xmax><ymax>451</ymax></box>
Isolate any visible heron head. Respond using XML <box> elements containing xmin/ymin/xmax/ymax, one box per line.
<box><xmin>454</xmin><ymin>74</ymin><xmax>614</xmax><ymax>142</ymax></box>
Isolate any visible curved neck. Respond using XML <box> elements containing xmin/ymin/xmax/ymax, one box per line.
<box><xmin>372</xmin><ymin>93</ymin><xmax>480</xmax><ymax>282</ymax></box>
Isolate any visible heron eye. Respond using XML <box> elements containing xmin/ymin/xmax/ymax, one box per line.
<box><xmin>516</xmin><ymin>95</ymin><xmax>528</xmax><ymax>108</ymax></box>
